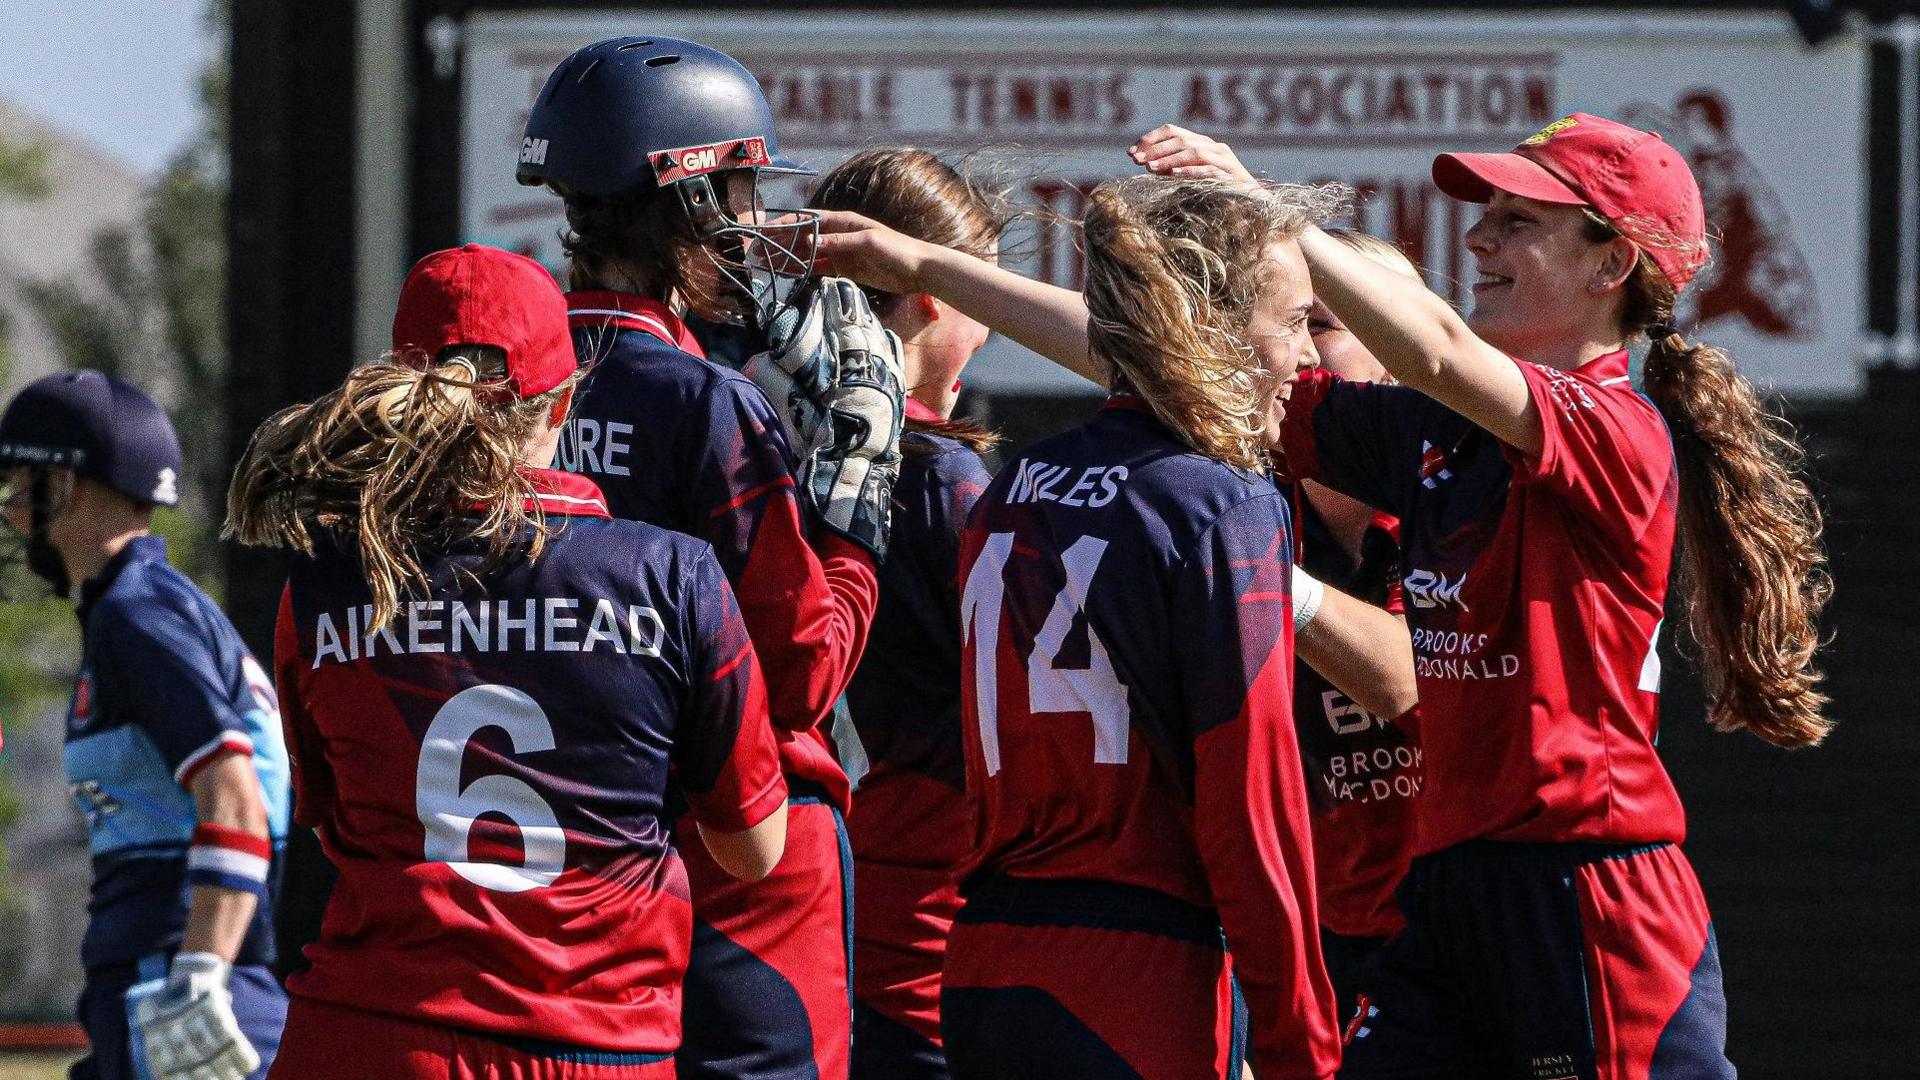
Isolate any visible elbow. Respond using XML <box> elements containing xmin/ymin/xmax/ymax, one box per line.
<box><xmin>700</xmin><ymin>804</ymin><xmax>788</xmax><ymax>883</ymax></box>
<box><xmin>1381</xmin><ymin>684</ymin><xmax>1421</xmax><ymax>724</ymax></box>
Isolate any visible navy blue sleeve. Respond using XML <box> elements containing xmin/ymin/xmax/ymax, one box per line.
<box><xmin>1278</xmin><ymin>368</ymin><xmax>1437</xmax><ymax>522</ymax></box>
<box><xmin>683</xmin><ymin>376</ymin><xmax>803</xmax><ymax>582</ymax></box>
<box><xmin>1171</xmin><ymin>491</ymin><xmax>1341</xmax><ymax>1076</ymax></box>
<box><xmin>92</xmin><ymin>593</ymin><xmax>257</xmax><ymax>789</ymax></box>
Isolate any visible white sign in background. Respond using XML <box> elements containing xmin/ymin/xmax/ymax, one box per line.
<box><xmin>463</xmin><ymin>12</ymin><xmax>1864</xmax><ymax>395</ymax></box>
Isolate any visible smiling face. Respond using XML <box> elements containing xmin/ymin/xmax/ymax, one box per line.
<box><xmin>1463</xmin><ymin>191</ymin><xmax>1634</xmax><ymax>358</ymax></box>
<box><xmin>1244</xmin><ymin>240</ymin><xmax>1319</xmax><ymax>442</ymax></box>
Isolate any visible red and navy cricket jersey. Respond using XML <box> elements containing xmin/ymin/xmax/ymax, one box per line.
<box><xmin>958</xmin><ymin>399</ymin><xmax>1340</xmax><ymax>1079</ymax></box>
<box><xmin>845</xmin><ymin>415</ymin><xmax>991</xmax><ymax>868</ymax></box>
<box><xmin>560</xmin><ymin>291</ymin><xmax>872</xmax><ymax>808</ymax></box>
<box><xmin>276</xmin><ymin>470</ymin><xmax>786</xmax><ymax>1052</ymax></box>
<box><xmin>1280</xmin><ymin>350</ymin><xmax>1682</xmax><ymax>857</ymax></box>
<box><xmin>1290</xmin><ymin>500</ymin><xmax>1420</xmax><ymax>940</ymax></box>
<box><xmin>843</xmin><ymin>407</ymin><xmax>992</xmax><ymax>1043</ymax></box>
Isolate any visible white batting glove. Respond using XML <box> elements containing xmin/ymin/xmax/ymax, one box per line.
<box><xmin>129</xmin><ymin>953</ymin><xmax>260</xmax><ymax>1080</ymax></box>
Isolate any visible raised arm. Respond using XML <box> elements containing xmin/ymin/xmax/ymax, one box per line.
<box><xmin>1132</xmin><ymin>124</ymin><xmax>1540</xmax><ymax>454</ymax></box>
<box><xmin>813</xmin><ymin>209</ymin><xmax>1100</xmax><ymax>384</ymax></box>
<box><xmin>1295</xmin><ymin>227</ymin><xmax>1539</xmax><ymax>455</ymax></box>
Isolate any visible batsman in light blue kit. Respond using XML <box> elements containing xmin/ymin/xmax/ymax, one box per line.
<box><xmin>0</xmin><ymin>371</ymin><xmax>290</xmax><ymax>1080</ymax></box>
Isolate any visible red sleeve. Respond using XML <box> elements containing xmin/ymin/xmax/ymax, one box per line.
<box><xmin>677</xmin><ymin>555</ymin><xmax>788</xmax><ymax>832</ymax></box>
<box><xmin>1505</xmin><ymin>359</ymin><xmax>1675</xmax><ymax>544</ymax></box>
<box><xmin>275</xmin><ymin>583</ymin><xmax>335</xmax><ymax>829</ymax></box>
<box><xmin>690</xmin><ymin>379</ymin><xmax>881</xmax><ymax>735</ymax></box>
<box><xmin>1374</xmin><ymin>512</ymin><xmax>1406</xmax><ymax>616</ymax></box>
<box><xmin>1176</xmin><ymin>496</ymin><xmax>1341</xmax><ymax>1080</ymax></box>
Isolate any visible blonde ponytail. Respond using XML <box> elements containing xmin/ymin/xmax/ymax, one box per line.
<box><xmin>226</xmin><ymin>349</ymin><xmax>577</xmax><ymax>632</ymax></box>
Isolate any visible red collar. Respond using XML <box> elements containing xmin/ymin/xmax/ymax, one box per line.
<box><xmin>521</xmin><ymin>468</ymin><xmax>611</xmax><ymax>518</ymax></box>
<box><xmin>905</xmin><ymin>397</ymin><xmax>943</xmax><ymax>423</ymax></box>
<box><xmin>565</xmin><ymin>291</ymin><xmax>707</xmax><ymax>358</ymax></box>
<box><xmin>1101</xmin><ymin>392</ymin><xmax>1152</xmax><ymax>414</ymax></box>
<box><xmin>1572</xmin><ymin>349</ymin><xmax>1632</xmax><ymax>387</ymax></box>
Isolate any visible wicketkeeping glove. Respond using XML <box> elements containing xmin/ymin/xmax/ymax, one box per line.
<box><xmin>741</xmin><ymin>279</ymin><xmax>846</xmax><ymax>462</ymax></box>
<box><xmin>129</xmin><ymin>952</ymin><xmax>260</xmax><ymax>1080</ymax></box>
<box><xmin>798</xmin><ymin>281</ymin><xmax>906</xmax><ymax>561</ymax></box>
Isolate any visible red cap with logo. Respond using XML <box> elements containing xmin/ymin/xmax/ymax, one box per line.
<box><xmin>1432</xmin><ymin>113</ymin><xmax>1708</xmax><ymax>291</ymax></box>
<box><xmin>391</xmin><ymin>244</ymin><xmax>576</xmax><ymax>398</ymax></box>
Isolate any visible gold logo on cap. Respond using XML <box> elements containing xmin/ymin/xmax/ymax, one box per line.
<box><xmin>1523</xmin><ymin>117</ymin><xmax>1580</xmax><ymax>145</ymax></box>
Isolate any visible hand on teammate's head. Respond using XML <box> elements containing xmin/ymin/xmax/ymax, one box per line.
<box><xmin>1130</xmin><ymin>124</ymin><xmax>1257</xmax><ymax>189</ymax></box>
<box><xmin>807</xmin><ymin>209</ymin><xmax>935</xmax><ymax>297</ymax></box>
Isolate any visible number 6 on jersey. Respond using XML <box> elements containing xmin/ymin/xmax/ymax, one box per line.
<box><xmin>962</xmin><ymin>532</ymin><xmax>1131</xmax><ymax>775</ymax></box>
<box><xmin>415</xmin><ymin>684</ymin><xmax>567</xmax><ymax>893</ymax></box>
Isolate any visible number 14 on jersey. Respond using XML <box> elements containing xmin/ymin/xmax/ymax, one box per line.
<box><xmin>962</xmin><ymin>532</ymin><xmax>1131</xmax><ymax>775</ymax></box>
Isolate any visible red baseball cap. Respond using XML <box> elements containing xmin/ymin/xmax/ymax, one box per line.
<box><xmin>391</xmin><ymin>244</ymin><xmax>575</xmax><ymax>398</ymax></box>
<box><xmin>1432</xmin><ymin>113</ymin><xmax>1708</xmax><ymax>291</ymax></box>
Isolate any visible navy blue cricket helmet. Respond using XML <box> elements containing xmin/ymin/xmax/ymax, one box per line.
<box><xmin>515</xmin><ymin>36</ymin><xmax>810</xmax><ymax>200</ymax></box>
<box><xmin>0</xmin><ymin>370</ymin><xmax>182</xmax><ymax>507</ymax></box>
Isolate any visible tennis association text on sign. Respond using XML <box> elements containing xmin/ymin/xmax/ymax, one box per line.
<box><xmin>462</xmin><ymin>13</ymin><xmax>1864</xmax><ymax>394</ymax></box>
<box><xmin>754</xmin><ymin>57</ymin><xmax>1557</xmax><ymax>145</ymax></box>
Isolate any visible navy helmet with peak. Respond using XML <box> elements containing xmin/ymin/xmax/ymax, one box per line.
<box><xmin>515</xmin><ymin>35</ymin><xmax>810</xmax><ymax>201</ymax></box>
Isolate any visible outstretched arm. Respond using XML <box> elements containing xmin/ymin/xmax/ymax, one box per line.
<box><xmin>814</xmin><ymin>210</ymin><xmax>1101</xmax><ymax>384</ymax></box>
<box><xmin>1295</xmin><ymin>227</ymin><xmax>1540</xmax><ymax>456</ymax></box>
<box><xmin>1292</xmin><ymin>568</ymin><xmax>1418</xmax><ymax>722</ymax></box>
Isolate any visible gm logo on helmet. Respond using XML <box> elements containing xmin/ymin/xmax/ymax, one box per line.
<box><xmin>519</xmin><ymin>137</ymin><xmax>549</xmax><ymax>166</ymax></box>
<box><xmin>681</xmin><ymin>146</ymin><xmax>720</xmax><ymax>173</ymax></box>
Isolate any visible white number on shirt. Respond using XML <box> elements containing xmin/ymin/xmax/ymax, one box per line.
<box><xmin>415</xmin><ymin>684</ymin><xmax>567</xmax><ymax>892</ymax></box>
<box><xmin>962</xmin><ymin>532</ymin><xmax>1131</xmax><ymax>776</ymax></box>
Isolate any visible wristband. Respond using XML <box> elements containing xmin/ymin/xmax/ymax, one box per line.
<box><xmin>1292</xmin><ymin>564</ymin><xmax>1326</xmax><ymax>631</ymax></box>
<box><xmin>169</xmin><ymin>951</ymin><xmax>231</xmax><ymax>983</ymax></box>
<box><xmin>186</xmin><ymin>823</ymin><xmax>272</xmax><ymax>898</ymax></box>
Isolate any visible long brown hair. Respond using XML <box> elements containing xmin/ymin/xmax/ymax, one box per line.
<box><xmin>1082</xmin><ymin>175</ymin><xmax>1346</xmax><ymax>471</ymax></box>
<box><xmin>560</xmin><ymin>185</ymin><xmax>736</xmax><ymax>321</ymax></box>
<box><xmin>226</xmin><ymin>347</ymin><xmax>578</xmax><ymax>632</ymax></box>
<box><xmin>1585</xmin><ymin>212</ymin><xmax>1832</xmax><ymax>747</ymax></box>
<box><xmin>808</xmin><ymin>148</ymin><xmax>1011</xmax><ymax>455</ymax></box>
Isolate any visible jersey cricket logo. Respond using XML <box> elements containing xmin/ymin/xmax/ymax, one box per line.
<box><xmin>1419</xmin><ymin>441</ymin><xmax>1453</xmax><ymax>489</ymax></box>
<box><xmin>1624</xmin><ymin>89</ymin><xmax>1821</xmax><ymax>340</ymax></box>
<box><xmin>1403</xmin><ymin>568</ymin><xmax>1469</xmax><ymax>611</ymax></box>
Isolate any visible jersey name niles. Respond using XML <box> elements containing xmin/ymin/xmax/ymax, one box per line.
<box><xmin>1281</xmin><ymin>350</ymin><xmax>1684</xmax><ymax>857</ymax></box>
<box><xmin>959</xmin><ymin>401</ymin><xmax>1336</xmax><ymax>1074</ymax></box>
<box><xmin>277</xmin><ymin>472</ymin><xmax>784</xmax><ymax>1052</ymax></box>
